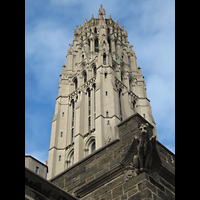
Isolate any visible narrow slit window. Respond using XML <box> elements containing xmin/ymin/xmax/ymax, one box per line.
<box><xmin>103</xmin><ymin>53</ymin><xmax>106</xmax><ymax>65</ymax></box>
<box><xmin>71</xmin><ymin>128</ymin><xmax>74</xmax><ymax>143</ymax></box>
<box><xmin>35</xmin><ymin>166</ymin><xmax>39</xmax><ymax>174</ymax></box>
<box><xmin>95</xmin><ymin>38</ymin><xmax>99</xmax><ymax>52</ymax></box>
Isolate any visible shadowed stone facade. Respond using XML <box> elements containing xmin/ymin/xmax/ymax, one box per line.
<box><xmin>50</xmin><ymin>113</ymin><xmax>175</xmax><ymax>200</ymax></box>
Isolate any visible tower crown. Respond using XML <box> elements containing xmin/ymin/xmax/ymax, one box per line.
<box><xmin>98</xmin><ymin>4</ymin><xmax>105</xmax><ymax>19</ymax></box>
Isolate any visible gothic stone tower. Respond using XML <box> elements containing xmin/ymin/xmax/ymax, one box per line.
<box><xmin>47</xmin><ymin>5</ymin><xmax>157</xmax><ymax>180</ymax></box>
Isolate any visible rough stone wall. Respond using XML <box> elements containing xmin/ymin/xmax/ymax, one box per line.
<box><xmin>50</xmin><ymin>113</ymin><xmax>175</xmax><ymax>199</ymax></box>
<box><xmin>81</xmin><ymin>172</ymin><xmax>175</xmax><ymax>200</ymax></box>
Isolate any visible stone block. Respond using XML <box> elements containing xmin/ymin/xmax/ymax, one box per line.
<box><xmin>123</xmin><ymin>172</ymin><xmax>148</xmax><ymax>192</ymax></box>
<box><xmin>80</xmin><ymin>165</ymin><xmax>98</xmax><ymax>182</ymax></box>
<box><xmin>128</xmin><ymin>188</ymin><xmax>152</xmax><ymax>200</ymax></box>
<box><xmin>138</xmin><ymin>180</ymin><xmax>156</xmax><ymax>193</ymax></box>
<box><xmin>112</xmin><ymin>185</ymin><xmax>123</xmax><ymax>199</ymax></box>
<box><xmin>157</xmin><ymin>189</ymin><xmax>168</xmax><ymax>200</ymax></box>
<box><xmin>149</xmin><ymin>176</ymin><xmax>164</xmax><ymax>192</ymax></box>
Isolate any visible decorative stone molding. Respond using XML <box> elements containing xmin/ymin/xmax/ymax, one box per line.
<box><xmin>115</xmin><ymin>77</ymin><xmax>127</xmax><ymax>91</ymax></box>
<box><xmin>122</xmin><ymin>123</ymin><xmax>162</xmax><ymax>182</ymax></box>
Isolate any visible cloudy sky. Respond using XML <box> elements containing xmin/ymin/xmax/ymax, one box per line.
<box><xmin>25</xmin><ymin>0</ymin><xmax>175</xmax><ymax>164</ymax></box>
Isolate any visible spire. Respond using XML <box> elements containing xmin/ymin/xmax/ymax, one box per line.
<box><xmin>84</xmin><ymin>18</ymin><xmax>87</xmax><ymax>26</ymax></box>
<box><xmin>98</xmin><ymin>4</ymin><xmax>105</xmax><ymax>19</ymax></box>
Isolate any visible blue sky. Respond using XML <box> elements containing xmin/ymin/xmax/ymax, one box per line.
<box><xmin>25</xmin><ymin>0</ymin><xmax>175</xmax><ymax>164</ymax></box>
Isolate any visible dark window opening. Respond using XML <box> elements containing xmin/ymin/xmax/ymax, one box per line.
<box><xmin>74</xmin><ymin>78</ymin><xmax>78</xmax><ymax>90</ymax></box>
<box><xmin>95</xmin><ymin>38</ymin><xmax>99</xmax><ymax>52</ymax></box>
<box><xmin>94</xmin><ymin>27</ymin><xmax>97</xmax><ymax>33</ymax></box>
<box><xmin>108</xmin><ymin>38</ymin><xmax>111</xmax><ymax>52</ymax></box>
<box><xmin>93</xmin><ymin>66</ymin><xmax>96</xmax><ymax>76</ymax></box>
<box><xmin>103</xmin><ymin>53</ymin><xmax>106</xmax><ymax>65</ymax></box>
<box><xmin>35</xmin><ymin>166</ymin><xmax>39</xmax><ymax>173</ymax></box>
<box><xmin>71</xmin><ymin>128</ymin><xmax>74</xmax><ymax>143</ymax></box>
<box><xmin>91</xmin><ymin>142</ymin><xmax>96</xmax><ymax>153</ymax></box>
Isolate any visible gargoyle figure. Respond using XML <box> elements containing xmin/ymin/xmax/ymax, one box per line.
<box><xmin>133</xmin><ymin>123</ymin><xmax>156</xmax><ymax>172</ymax></box>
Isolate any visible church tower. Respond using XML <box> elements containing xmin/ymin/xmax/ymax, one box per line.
<box><xmin>47</xmin><ymin>5</ymin><xmax>157</xmax><ymax>180</ymax></box>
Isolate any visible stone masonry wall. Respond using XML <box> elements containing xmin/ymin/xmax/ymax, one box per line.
<box><xmin>50</xmin><ymin>113</ymin><xmax>175</xmax><ymax>199</ymax></box>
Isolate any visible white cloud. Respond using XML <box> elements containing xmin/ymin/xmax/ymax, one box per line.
<box><xmin>25</xmin><ymin>1</ymin><xmax>175</xmax><ymax>162</ymax></box>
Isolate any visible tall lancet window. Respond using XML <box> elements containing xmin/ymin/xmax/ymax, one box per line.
<box><xmin>95</xmin><ymin>38</ymin><xmax>99</xmax><ymax>52</ymax></box>
<box><xmin>74</xmin><ymin>78</ymin><xmax>78</xmax><ymax>90</ymax></box>
<box><xmin>91</xmin><ymin>141</ymin><xmax>96</xmax><ymax>153</ymax></box>
<box><xmin>93</xmin><ymin>84</ymin><xmax>96</xmax><ymax>118</ymax></box>
<box><xmin>103</xmin><ymin>53</ymin><xmax>106</xmax><ymax>65</ymax></box>
<box><xmin>93</xmin><ymin>66</ymin><xmax>96</xmax><ymax>76</ymax></box>
<box><xmin>88</xmin><ymin>89</ymin><xmax>91</xmax><ymax>132</ymax></box>
<box><xmin>83</xmin><ymin>71</ymin><xmax>87</xmax><ymax>83</ymax></box>
<box><xmin>119</xmin><ymin>90</ymin><xmax>122</xmax><ymax>121</ymax></box>
<box><xmin>108</xmin><ymin>38</ymin><xmax>111</xmax><ymax>52</ymax></box>
<box><xmin>71</xmin><ymin>100</ymin><xmax>75</xmax><ymax>143</ymax></box>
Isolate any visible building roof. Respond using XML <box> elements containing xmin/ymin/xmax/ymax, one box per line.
<box><xmin>25</xmin><ymin>167</ymin><xmax>78</xmax><ymax>200</ymax></box>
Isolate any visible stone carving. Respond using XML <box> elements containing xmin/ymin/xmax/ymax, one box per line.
<box><xmin>133</xmin><ymin>123</ymin><xmax>156</xmax><ymax>172</ymax></box>
<box><xmin>123</xmin><ymin>123</ymin><xmax>157</xmax><ymax>181</ymax></box>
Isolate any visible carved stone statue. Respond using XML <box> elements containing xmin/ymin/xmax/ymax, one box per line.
<box><xmin>133</xmin><ymin>123</ymin><xmax>156</xmax><ymax>172</ymax></box>
<box><xmin>123</xmin><ymin>123</ymin><xmax>159</xmax><ymax>181</ymax></box>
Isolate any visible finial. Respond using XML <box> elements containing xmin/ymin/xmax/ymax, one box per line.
<box><xmin>115</xmin><ymin>19</ymin><xmax>119</xmax><ymax>25</ymax></box>
<box><xmin>91</xmin><ymin>14</ymin><xmax>94</xmax><ymax>19</ymax></box>
<box><xmin>84</xmin><ymin>18</ymin><xmax>87</xmax><ymax>25</ymax></box>
<box><xmin>69</xmin><ymin>43</ymin><xmax>73</xmax><ymax>49</ymax></box>
<box><xmin>130</xmin><ymin>45</ymin><xmax>133</xmax><ymax>50</ymax></box>
<box><xmin>110</xmin><ymin>15</ymin><xmax>112</xmax><ymax>20</ymax></box>
<box><xmin>98</xmin><ymin>4</ymin><xmax>105</xmax><ymax>19</ymax></box>
<box><xmin>76</xmin><ymin>25</ymin><xmax>78</xmax><ymax>29</ymax></box>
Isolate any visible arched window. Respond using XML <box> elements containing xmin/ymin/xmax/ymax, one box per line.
<box><xmin>106</xmin><ymin>111</ymin><xmax>109</xmax><ymax>117</ymax></box>
<box><xmin>88</xmin><ymin>39</ymin><xmax>90</xmax><ymax>52</ymax></box>
<box><xmin>88</xmin><ymin>89</ymin><xmax>91</xmax><ymax>132</ymax></box>
<box><xmin>71</xmin><ymin>128</ymin><xmax>74</xmax><ymax>143</ymax></box>
<box><xmin>91</xmin><ymin>141</ymin><xmax>96</xmax><ymax>153</ymax></box>
<box><xmin>107</xmin><ymin>28</ymin><xmax>110</xmax><ymax>35</ymax></box>
<box><xmin>72</xmin><ymin>101</ymin><xmax>75</xmax><ymax>127</ymax></box>
<box><xmin>108</xmin><ymin>37</ymin><xmax>111</xmax><ymax>52</ymax></box>
<box><xmin>85</xmin><ymin>137</ymin><xmax>96</xmax><ymax>156</ymax></box>
<box><xmin>119</xmin><ymin>90</ymin><xmax>122</xmax><ymax>121</ymax></box>
<box><xmin>132</xmin><ymin>101</ymin><xmax>136</xmax><ymax>112</ymax></box>
<box><xmin>73</xmin><ymin>78</ymin><xmax>78</xmax><ymax>90</ymax></box>
<box><xmin>129</xmin><ymin>78</ymin><xmax>132</xmax><ymax>91</ymax></box>
<box><xmin>94</xmin><ymin>27</ymin><xmax>97</xmax><ymax>33</ymax></box>
<box><xmin>103</xmin><ymin>53</ymin><xmax>106</xmax><ymax>65</ymax></box>
<box><xmin>121</xmin><ymin>72</ymin><xmax>124</xmax><ymax>82</ymax></box>
<box><xmin>95</xmin><ymin>38</ymin><xmax>99</xmax><ymax>52</ymax></box>
<box><xmin>67</xmin><ymin>150</ymin><xmax>74</xmax><ymax>168</ymax></box>
<box><xmin>105</xmin><ymin>73</ymin><xmax>107</xmax><ymax>79</ymax></box>
<box><xmin>83</xmin><ymin>71</ymin><xmax>87</xmax><ymax>83</ymax></box>
<box><xmin>93</xmin><ymin>66</ymin><xmax>96</xmax><ymax>76</ymax></box>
